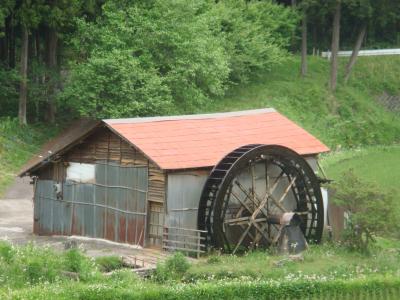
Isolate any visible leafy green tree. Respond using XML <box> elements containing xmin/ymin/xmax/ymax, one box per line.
<box><xmin>332</xmin><ymin>170</ymin><xmax>397</xmax><ymax>252</ymax></box>
<box><xmin>61</xmin><ymin>0</ymin><xmax>296</xmax><ymax>118</ymax></box>
<box><xmin>209</xmin><ymin>0</ymin><xmax>297</xmax><ymax>83</ymax></box>
<box><xmin>61</xmin><ymin>0</ymin><xmax>230</xmax><ymax>117</ymax></box>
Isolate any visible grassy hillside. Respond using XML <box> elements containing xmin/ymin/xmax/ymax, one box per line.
<box><xmin>321</xmin><ymin>145</ymin><xmax>400</xmax><ymax>193</ymax></box>
<box><xmin>0</xmin><ymin>119</ymin><xmax>58</xmax><ymax>196</ymax></box>
<box><xmin>202</xmin><ymin>55</ymin><xmax>400</xmax><ymax>149</ymax></box>
<box><xmin>1</xmin><ymin>55</ymin><xmax>399</xmax><ymax>195</ymax></box>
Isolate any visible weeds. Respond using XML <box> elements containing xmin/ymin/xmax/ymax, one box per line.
<box><xmin>153</xmin><ymin>252</ymin><xmax>190</xmax><ymax>282</ymax></box>
<box><xmin>95</xmin><ymin>256</ymin><xmax>124</xmax><ymax>273</ymax></box>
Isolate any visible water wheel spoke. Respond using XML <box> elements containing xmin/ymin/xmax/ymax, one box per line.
<box><xmin>253</xmin><ymin>222</ymin><xmax>272</xmax><ymax>244</ymax></box>
<box><xmin>225</xmin><ymin>217</ymin><xmax>267</xmax><ymax>226</ymax></box>
<box><xmin>234</xmin><ymin>180</ymin><xmax>273</xmax><ymax>217</ymax></box>
<box><xmin>232</xmin><ymin>222</ymin><xmax>252</xmax><ymax>254</ymax></box>
<box><xmin>278</xmin><ymin>176</ymin><xmax>297</xmax><ymax>204</ymax></box>
<box><xmin>268</xmin><ymin>171</ymin><xmax>284</xmax><ymax>196</ymax></box>
<box><xmin>224</xmin><ymin>216</ymin><xmax>251</xmax><ymax>224</ymax></box>
<box><xmin>231</xmin><ymin>190</ymin><xmax>254</xmax><ymax>217</ymax></box>
<box><xmin>250</xmin><ymin>163</ymin><xmax>257</xmax><ymax>208</ymax></box>
<box><xmin>235</xmin><ymin>180</ymin><xmax>261</xmax><ymax>206</ymax></box>
<box><xmin>268</xmin><ymin>194</ymin><xmax>288</xmax><ymax>213</ymax></box>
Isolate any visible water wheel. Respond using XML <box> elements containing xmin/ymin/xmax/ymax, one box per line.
<box><xmin>197</xmin><ymin>144</ymin><xmax>324</xmax><ymax>253</ymax></box>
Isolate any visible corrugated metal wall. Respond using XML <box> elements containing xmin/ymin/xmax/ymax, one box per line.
<box><xmin>166</xmin><ymin>172</ymin><xmax>208</xmax><ymax>230</ymax></box>
<box><xmin>34</xmin><ymin>163</ymin><xmax>148</xmax><ymax>246</ymax></box>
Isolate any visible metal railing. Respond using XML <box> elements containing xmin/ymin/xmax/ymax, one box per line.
<box><xmin>162</xmin><ymin>226</ymin><xmax>207</xmax><ymax>258</ymax></box>
<box><xmin>322</xmin><ymin>48</ymin><xmax>400</xmax><ymax>59</ymax></box>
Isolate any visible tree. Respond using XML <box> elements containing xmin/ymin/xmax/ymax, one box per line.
<box><xmin>343</xmin><ymin>0</ymin><xmax>400</xmax><ymax>83</ymax></box>
<box><xmin>300</xmin><ymin>12</ymin><xmax>307</xmax><ymax>77</ymax></box>
<box><xmin>342</xmin><ymin>0</ymin><xmax>371</xmax><ymax>83</ymax></box>
<box><xmin>41</xmin><ymin>0</ymin><xmax>82</xmax><ymax>123</ymax></box>
<box><xmin>18</xmin><ymin>25</ymin><xmax>28</xmax><ymax>125</ymax></box>
<box><xmin>60</xmin><ymin>0</ymin><xmax>296</xmax><ymax>117</ymax></box>
<box><xmin>15</xmin><ymin>0</ymin><xmax>43</xmax><ymax>125</ymax></box>
<box><xmin>329</xmin><ymin>0</ymin><xmax>341</xmax><ymax>92</ymax></box>
<box><xmin>288</xmin><ymin>0</ymin><xmax>307</xmax><ymax>77</ymax></box>
<box><xmin>332</xmin><ymin>170</ymin><xmax>397</xmax><ymax>252</ymax></box>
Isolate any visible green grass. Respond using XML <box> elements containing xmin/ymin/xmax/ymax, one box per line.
<box><xmin>200</xmin><ymin>55</ymin><xmax>400</xmax><ymax>148</ymax></box>
<box><xmin>0</xmin><ymin>118</ymin><xmax>59</xmax><ymax>196</ymax></box>
<box><xmin>1</xmin><ymin>242</ymin><xmax>400</xmax><ymax>299</ymax></box>
<box><xmin>186</xmin><ymin>242</ymin><xmax>400</xmax><ymax>282</ymax></box>
<box><xmin>95</xmin><ymin>255</ymin><xmax>124</xmax><ymax>272</ymax></box>
<box><xmin>321</xmin><ymin>145</ymin><xmax>400</xmax><ymax>194</ymax></box>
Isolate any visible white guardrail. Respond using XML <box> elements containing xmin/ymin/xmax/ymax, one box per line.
<box><xmin>321</xmin><ymin>48</ymin><xmax>400</xmax><ymax>59</ymax></box>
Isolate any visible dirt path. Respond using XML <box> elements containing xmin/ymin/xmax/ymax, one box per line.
<box><xmin>0</xmin><ymin>177</ymin><xmax>168</xmax><ymax>268</ymax></box>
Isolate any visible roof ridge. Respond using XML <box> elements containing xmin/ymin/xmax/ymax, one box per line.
<box><xmin>104</xmin><ymin>108</ymin><xmax>276</xmax><ymax>124</ymax></box>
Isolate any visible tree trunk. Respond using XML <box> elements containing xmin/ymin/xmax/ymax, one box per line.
<box><xmin>35</xmin><ymin>30</ymin><xmax>40</xmax><ymax>59</ymax></box>
<box><xmin>329</xmin><ymin>0</ymin><xmax>341</xmax><ymax>92</ymax></box>
<box><xmin>344</xmin><ymin>24</ymin><xmax>367</xmax><ymax>83</ymax></box>
<box><xmin>9</xmin><ymin>14</ymin><xmax>15</xmax><ymax>69</ymax></box>
<box><xmin>289</xmin><ymin>0</ymin><xmax>297</xmax><ymax>52</ymax></box>
<box><xmin>45</xmin><ymin>27</ymin><xmax>58</xmax><ymax>124</ymax></box>
<box><xmin>0</xmin><ymin>18</ymin><xmax>7</xmax><ymax>63</ymax></box>
<box><xmin>18</xmin><ymin>27</ymin><xmax>29</xmax><ymax>126</ymax></box>
<box><xmin>300</xmin><ymin>14</ymin><xmax>307</xmax><ymax>77</ymax></box>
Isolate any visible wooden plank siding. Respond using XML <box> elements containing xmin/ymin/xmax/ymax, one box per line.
<box><xmin>33</xmin><ymin>126</ymin><xmax>166</xmax><ymax>247</ymax></box>
<box><xmin>55</xmin><ymin>127</ymin><xmax>166</xmax><ymax>205</ymax></box>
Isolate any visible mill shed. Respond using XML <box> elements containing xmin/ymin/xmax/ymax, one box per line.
<box><xmin>20</xmin><ymin>109</ymin><xmax>329</xmax><ymax>252</ymax></box>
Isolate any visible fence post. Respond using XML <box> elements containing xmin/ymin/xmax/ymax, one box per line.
<box><xmin>197</xmin><ymin>231</ymin><xmax>200</xmax><ymax>259</ymax></box>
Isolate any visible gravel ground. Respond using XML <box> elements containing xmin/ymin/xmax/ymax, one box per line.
<box><xmin>0</xmin><ymin>177</ymin><xmax>168</xmax><ymax>267</ymax></box>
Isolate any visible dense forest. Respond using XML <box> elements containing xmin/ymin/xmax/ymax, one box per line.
<box><xmin>0</xmin><ymin>0</ymin><xmax>399</xmax><ymax>124</ymax></box>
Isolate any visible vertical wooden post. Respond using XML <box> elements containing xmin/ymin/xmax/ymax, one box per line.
<box><xmin>197</xmin><ymin>231</ymin><xmax>200</xmax><ymax>259</ymax></box>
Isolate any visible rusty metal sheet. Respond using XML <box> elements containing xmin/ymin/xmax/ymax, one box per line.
<box><xmin>33</xmin><ymin>163</ymin><xmax>148</xmax><ymax>246</ymax></box>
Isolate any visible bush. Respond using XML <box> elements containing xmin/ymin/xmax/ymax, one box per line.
<box><xmin>208</xmin><ymin>0</ymin><xmax>298</xmax><ymax>83</ymax></box>
<box><xmin>63</xmin><ymin>248</ymin><xmax>98</xmax><ymax>281</ymax></box>
<box><xmin>95</xmin><ymin>256</ymin><xmax>124</xmax><ymax>273</ymax></box>
<box><xmin>153</xmin><ymin>252</ymin><xmax>191</xmax><ymax>282</ymax></box>
<box><xmin>0</xmin><ymin>241</ymin><xmax>14</xmax><ymax>264</ymax></box>
<box><xmin>206</xmin><ymin>255</ymin><xmax>221</xmax><ymax>264</ymax></box>
<box><xmin>331</xmin><ymin>170</ymin><xmax>398</xmax><ymax>252</ymax></box>
<box><xmin>0</xmin><ymin>242</ymin><xmax>64</xmax><ymax>287</ymax></box>
<box><xmin>107</xmin><ymin>269</ymin><xmax>139</xmax><ymax>287</ymax></box>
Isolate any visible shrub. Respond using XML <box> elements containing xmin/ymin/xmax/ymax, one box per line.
<box><xmin>0</xmin><ymin>241</ymin><xmax>14</xmax><ymax>264</ymax></box>
<box><xmin>153</xmin><ymin>252</ymin><xmax>191</xmax><ymax>282</ymax></box>
<box><xmin>331</xmin><ymin>170</ymin><xmax>397</xmax><ymax>252</ymax></box>
<box><xmin>206</xmin><ymin>255</ymin><xmax>221</xmax><ymax>264</ymax></box>
<box><xmin>95</xmin><ymin>256</ymin><xmax>124</xmax><ymax>273</ymax></box>
<box><xmin>108</xmin><ymin>269</ymin><xmax>139</xmax><ymax>287</ymax></box>
<box><xmin>63</xmin><ymin>248</ymin><xmax>98</xmax><ymax>281</ymax></box>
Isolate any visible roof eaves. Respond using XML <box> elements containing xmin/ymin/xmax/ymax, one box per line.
<box><xmin>19</xmin><ymin>120</ymin><xmax>102</xmax><ymax>177</ymax></box>
<box><xmin>104</xmin><ymin>108</ymin><xmax>276</xmax><ymax>124</ymax></box>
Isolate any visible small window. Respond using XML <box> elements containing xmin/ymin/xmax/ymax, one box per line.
<box><xmin>66</xmin><ymin>162</ymin><xmax>95</xmax><ymax>183</ymax></box>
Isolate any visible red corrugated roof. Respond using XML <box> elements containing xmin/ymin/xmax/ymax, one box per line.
<box><xmin>104</xmin><ymin>108</ymin><xmax>329</xmax><ymax>170</ymax></box>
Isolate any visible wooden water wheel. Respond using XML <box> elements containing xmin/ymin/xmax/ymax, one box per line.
<box><xmin>197</xmin><ymin>144</ymin><xmax>324</xmax><ymax>254</ymax></box>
